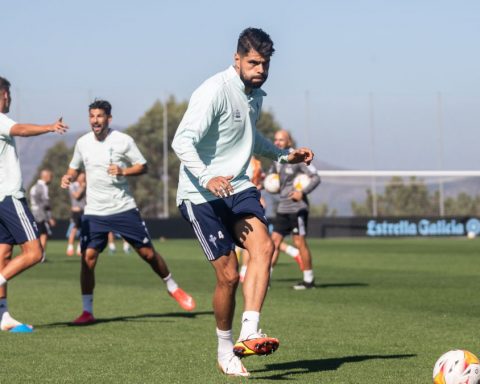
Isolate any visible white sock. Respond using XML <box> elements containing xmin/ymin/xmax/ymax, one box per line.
<box><xmin>0</xmin><ymin>298</ymin><xmax>7</xmax><ymax>317</ymax></box>
<box><xmin>285</xmin><ymin>245</ymin><xmax>300</xmax><ymax>258</ymax></box>
<box><xmin>163</xmin><ymin>273</ymin><xmax>178</xmax><ymax>293</ymax></box>
<box><xmin>303</xmin><ymin>269</ymin><xmax>314</xmax><ymax>283</ymax></box>
<box><xmin>239</xmin><ymin>265</ymin><xmax>247</xmax><ymax>279</ymax></box>
<box><xmin>239</xmin><ymin>311</ymin><xmax>260</xmax><ymax>340</ymax></box>
<box><xmin>0</xmin><ymin>274</ymin><xmax>7</xmax><ymax>287</ymax></box>
<box><xmin>67</xmin><ymin>244</ymin><xmax>74</xmax><ymax>251</ymax></box>
<box><xmin>108</xmin><ymin>242</ymin><xmax>116</xmax><ymax>251</ymax></box>
<box><xmin>82</xmin><ymin>294</ymin><xmax>93</xmax><ymax>314</ymax></box>
<box><xmin>216</xmin><ymin>328</ymin><xmax>234</xmax><ymax>360</ymax></box>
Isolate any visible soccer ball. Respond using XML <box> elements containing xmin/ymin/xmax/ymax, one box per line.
<box><xmin>433</xmin><ymin>349</ymin><xmax>480</xmax><ymax>384</ymax></box>
<box><xmin>293</xmin><ymin>173</ymin><xmax>311</xmax><ymax>191</ymax></box>
<box><xmin>467</xmin><ymin>231</ymin><xmax>477</xmax><ymax>239</ymax></box>
<box><xmin>264</xmin><ymin>173</ymin><xmax>280</xmax><ymax>194</ymax></box>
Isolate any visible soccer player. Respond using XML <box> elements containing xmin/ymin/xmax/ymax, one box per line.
<box><xmin>66</xmin><ymin>171</ymin><xmax>86</xmax><ymax>256</ymax></box>
<box><xmin>61</xmin><ymin>100</ymin><xmax>195</xmax><ymax>325</ymax></box>
<box><xmin>172</xmin><ymin>28</ymin><xmax>314</xmax><ymax>377</ymax></box>
<box><xmin>29</xmin><ymin>169</ymin><xmax>56</xmax><ymax>262</ymax></box>
<box><xmin>269</xmin><ymin>130</ymin><xmax>320</xmax><ymax>289</ymax></box>
<box><xmin>0</xmin><ymin>76</ymin><xmax>67</xmax><ymax>332</ymax></box>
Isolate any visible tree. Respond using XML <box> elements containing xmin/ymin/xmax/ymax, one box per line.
<box><xmin>351</xmin><ymin>177</ymin><xmax>437</xmax><ymax>216</ymax></box>
<box><xmin>28</xmin><ymin>141</ymin><xmax>73</xmax><ymax>219</ymax></box>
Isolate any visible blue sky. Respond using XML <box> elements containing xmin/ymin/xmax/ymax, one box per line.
<box><xmin>3</xmin><ymin>0</ymin><xmax>480</xmax><ymax>170</ymax></box>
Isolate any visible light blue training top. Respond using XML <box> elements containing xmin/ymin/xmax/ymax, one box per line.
<box><xmin>172</xmin><ymin>66</ymin><xmax>289</xmax><ymax>205</ymax></box>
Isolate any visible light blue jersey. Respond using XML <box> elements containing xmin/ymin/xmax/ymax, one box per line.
<box><xmin>172</xmin><ymin>66</ymin><xmax>288</xmax><ymax>205</ymax></box>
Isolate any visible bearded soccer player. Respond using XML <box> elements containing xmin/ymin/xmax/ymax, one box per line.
<box><xmin>61</xmin><ymin>100</ymin><xmax>195</xmax><ymax>325</ymax></box>
<box><xmin>172</xmin><ymin>28</ymin><xmax>314</xmax><ymax>377</ymax></box>
<box><xmin>0</xmin><ymin>76</ymin><xmax>67</xmax><ymax>332</ymax></box>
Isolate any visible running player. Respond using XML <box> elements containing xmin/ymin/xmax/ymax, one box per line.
<box><xmin>269</xmin><ymin>130</ymin><xmax>320</xmax><ymax>289</ymax></box>
<box><xmin>61</xmin><ymin>99</ymin><xmax>195</xmax><ymax>325</ymax></box>
<box><xmin>29</xmin><ymin>169</ymin><xmax>55</xmax><ymax>262</ymax></box>
<box><xmin>172</xmin><ymin>28</ymin><xmax>314</xmax><ymax>377</ymax></box>
<box><xmin>66</xmin><ymin>171</ymin><xmax>86</xmax><ymax>256</ymax></box>
<box><xmin>0</xmin><ymin>76</ymin><xmax>67</xmax><ymax>332</ymax></box>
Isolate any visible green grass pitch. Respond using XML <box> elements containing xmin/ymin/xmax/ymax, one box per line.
<box><xmin>1</xmin><ymin>237</ymin><xmax>479</xmax><ymax>383</ymax></box>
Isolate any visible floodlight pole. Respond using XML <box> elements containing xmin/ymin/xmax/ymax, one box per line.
<box><xmin>163</xmin><ymin>98</ymin><xmax>169</xmax><ymax>218</ymax></box>
<box><xmin>369</xmin><ymin>92</ymin><xmax>378</xmax><ymax>217</ymax></box>
<box><xmin>437</xmin><ymin>92</ymin><xmax>445</xmax><ymax>217</ymax></box>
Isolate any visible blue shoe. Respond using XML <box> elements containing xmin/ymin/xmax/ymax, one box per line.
<box><xmin>9</xmin><ymin>324</ymin><xmax>34</xmax><ymax>333</ymax></box>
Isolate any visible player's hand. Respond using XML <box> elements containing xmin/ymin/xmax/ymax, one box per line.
<box><xmin>288</xmin><ymin>190</ymin><xmax>303</xmax><ymax>202</ymax></box>
<box><xmin>108</xmin><ymin>164</ymin><xmax>124</xmax><ymax>176</ymax></box>
<box><xmin>50</xmin><ymin>117</ymin><xmax>68</xmax><ymax>134</ymax></box>
<box><xmin>206</xmin><ymin>175</ymin><xmax>234</xmax><ymax>198</ymax></box>
<box><xmin>287</xmin><ymin>147</ymin><xmax>314</xmax><ymax>165</ymax></box>
<box><xmin>49</xmin><ymin>218</ymin><xmax>56</xmax><ymax>227</ymax></box>
<box><xmin>61</xmin><ymin>174</ymin><xmax>73</xmax><ymax>189</ymax></box>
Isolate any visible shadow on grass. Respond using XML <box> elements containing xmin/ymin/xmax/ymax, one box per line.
<box><xmin>38</xmin><ymin>310</ymin><xmax>214</xmax><ymax>328</ymax></box>
<box><xmin>273</xmin><ymin>278</ymin><xmax>369</xmax><ymax>289</ymax></box>
<box><xmin>250</xmin><ymin>353</ymin><xmax>416</xmax><ymax>380</ymax></box>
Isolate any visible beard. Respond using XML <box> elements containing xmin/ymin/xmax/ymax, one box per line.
<box><xmin>239</xmin><ymin>71</ymin><xmax>267</xmax><ymax>89</ymax></box>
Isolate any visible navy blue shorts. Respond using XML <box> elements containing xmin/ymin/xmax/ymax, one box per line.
<box><xmin>0</xmin><ymin>196</ymin><xmax>39</xmax><ymax>245</ymax></box>
<box><xmin>179</xmin><ymin>187</ymin><xmax>268</xmax><ymax>261</ymax></box>
<box><xmin>81</xmin><ymin>208</ymin><xmax>152</xmax><ymax>252</ymax></box>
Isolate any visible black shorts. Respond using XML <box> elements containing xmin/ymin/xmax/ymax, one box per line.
<box><xmin>37</xmin><ymin>220</ymin><xmax>52</xmax><ymax>236</ymax></box>
<box><xmin>272</xmin><ymin>210</ymin><xmax>309</xmax><ymax>237</ymax></box>
<box><xmin>71</xmin><ymin>211</ymin><xmax>84</xmax><ymax>229</ymax></box>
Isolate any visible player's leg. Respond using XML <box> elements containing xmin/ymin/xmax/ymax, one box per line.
<box><xmin>232</xmin><ymin>214</ymin><xmax>279</xmax><ymax>358</ymax></box>
<box><xmin>72</xmin><ymin>214</ymin><xmax>107</xmax><ymax>325</ymax></box>
<box><xmin>0</xmin><ymin>244</ymin><xmax>33</xmax><ymax>331</ymax></box>
<box><xmin>279</xmin><ymin>241</ymin><xmax>303</xmax><ymax>270</ymax></box>
<box><xmin>291</xmin><ymin>210</ymin><xmax>315</xmax><ymax>289</ymax></box>
<box><xmin>239</xmin><ymin>248</ymin><xmax>249</xmax><ymax>283</ymax></box>
<box><xmin>115</xmin><ymin>209</ymin><xmax>195</xmax><ymax>311</ymax></box>
<box><xmin>67</xmin><ymin>225</ymin><xmax>77</xmax><ymax>256</ymax></box>
<box><xmin>179</xmin><ymin>200</ymin><xmax>248</xmax><ymax>376</ymax></box>
<box><xmin>270</xmin><ymin>231</ymin><xmax>284</xmax><ymax>268</ymax></box>
<box><xmin>211</xmin><ymin>251</ymin><xmax>249</xmax><ymax>376</ymax></box>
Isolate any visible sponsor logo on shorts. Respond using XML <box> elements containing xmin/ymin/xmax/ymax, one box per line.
<box><xmin>209</xmin><ymin>234</ymin><xmax>218</xmax><ymax>248</ymax></box>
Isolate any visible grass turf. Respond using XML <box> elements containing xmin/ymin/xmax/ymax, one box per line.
<box><xmin>1</xmin><ymin>237</ymin><xmax>479</xmax><ymax>383</ymax></box>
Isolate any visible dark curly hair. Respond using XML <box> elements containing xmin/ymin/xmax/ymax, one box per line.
<box><xmin>237</xmin><ymin>28</ymin><xmax>275</xmax><ymax>58</ymax></box>
<box><xmin>89</xmin><ymin>99</ymin><xmax>112</xmax><ymax>116</ymax></box>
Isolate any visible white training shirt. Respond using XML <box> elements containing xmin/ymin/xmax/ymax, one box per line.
<box><xmin>69</xmin><ymin>130</ymin><xmax>147</xmax><ymax>216</ymax></box>
<box><xmin>0</xmin><ymin>113</ymin><xmax>24</xmax><ymax>202</ymax></box>
<box><xmin>172</xmin><ymin>66</ymin><xmax>289</xmax><ymax>205</ymax></box>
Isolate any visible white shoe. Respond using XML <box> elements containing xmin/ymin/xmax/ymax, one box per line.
<box><xmin>217</xmin><ymin>354</ymin><xmax>250</xmax><ymax>377</ymax></box>
<box><xmin>0</xmin><ymin>312</ymin><xmax>33</xmax><ymax>331</ymax></box>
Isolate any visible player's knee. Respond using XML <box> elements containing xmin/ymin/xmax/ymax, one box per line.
<box><xmin>139</xmin><ymin>249</ymin><xmax>155</xmax><ymax>262</ymax></box>
<box><xmin>219</xmin><ymin>269</ymin><xmax>240</xmax><ymax>288</ymax></box>
<box><xmin>28</xmin><ymin>248</ymin><xmax>43</xmax><ymax>265</ymax></box>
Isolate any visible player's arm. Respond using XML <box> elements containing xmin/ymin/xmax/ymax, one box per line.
<box><xmin>108</xmin><ymin>162</ymin><xmax>147</xmax><ymax>177</ymax></box>
<box><xmin>10</xmin><ymin>118</ymin><xmax>68</xmax><ymax>137</ymax></box>
<box><xmin>61</xmin><ymin>168</ymin><xmax>79</xmax><ymax>189</ymax></box>
<box><xmin>172</xmin><ymin>87</ymin><xmax>233</xmax><ymax>197</ymax></box>
<box><xmin>109</xmin><ymin>137</ymin><xmax>148</xmax><ymax>177</ymax></box>
<box><xmin>254</xmin><ymin>131</ymin><xmax>290</xmax><ymax>163</ymax></box>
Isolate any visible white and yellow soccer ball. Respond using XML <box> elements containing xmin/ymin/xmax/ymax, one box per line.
<box><xmin>293</xmin><ymin>173</ymin><xmax>311</xmax><ymax>192</ymax></box>
<box><xmin>264</xmin><ymin>173</ymin><xmax>280</xmax><ymax>194</ymax></box>
<box><xmin>433</xmin><ymin>349</ymin><xmax>480</xmax><ymax>384</ymax></box>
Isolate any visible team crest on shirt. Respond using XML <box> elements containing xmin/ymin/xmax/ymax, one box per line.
<box><xmin>233</xmin><ymin>108</ymin><xmax>242</xmax><ymax>122</ymax></box>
